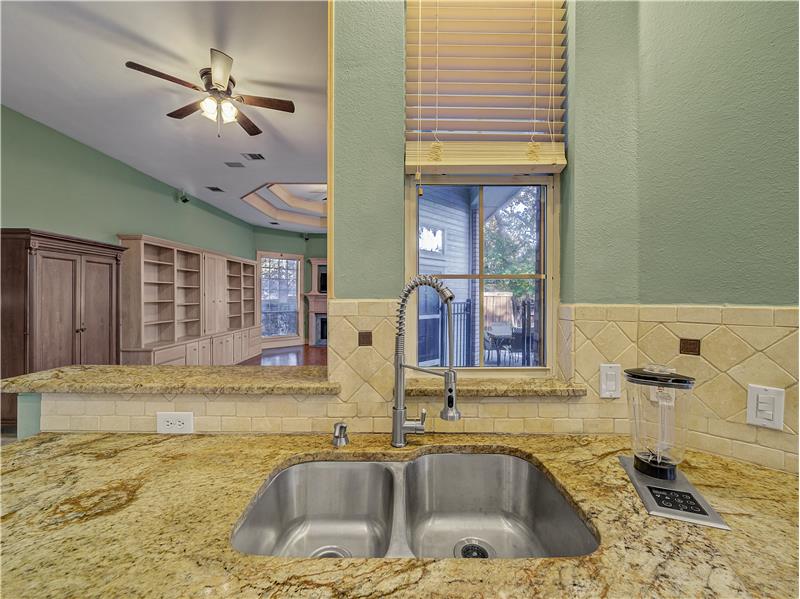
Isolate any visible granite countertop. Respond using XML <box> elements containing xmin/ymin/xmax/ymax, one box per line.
<box><xmin>0</xmin><ymin>365</ymin><xmax>340</xmax><ymax>396</ymax></box>
<box><xmin>406</xmin><ymin>376</ymin><xmax>586</xmax><ymax>397</ymax></box>
<box><xmin>1</xmin><ymin>433</ymin><xmax>796</xmax><ymax>598</ymax></box>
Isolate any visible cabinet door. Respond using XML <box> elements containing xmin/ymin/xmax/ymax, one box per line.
<box><xmin>198</xmin><ymin>338</ymin><xmax>211</xmax><ymax>365</ymax></box>
<box><xmin>33</xmin><ymin>250</ymin><xmax>81</xmax><ymax>371</ymax></box>
<box><xmin>212</xmin><ymin>335</ymin><xmax>226</xmax><ymax>365</ymax></box>
<box><xmin>233</xmin><ymin>331</ymin><xmax>243</xmax><ymax>363</ymax></box>
<box><xmin>185</xmin><ymin>341</ymin><xmax>199</xmax><ymax>365</ymax></box>
<box><xmin>204</xmin><ymin>255</ymin><xmax>228</xmax><ymax>336</ymax></box>
<box><xmin>223</xmin><ymin>334</ymin><xmax>234</xmax><ymax>364</ymax></box>
<box><xmin>80</xmin><ymin>255</ymin><xmax>118</xmax><ymax>365</ymax></box>
<box><xmin>203</xmin><ymin>255</ymin><xmax>218</xmax><ymax>335</ymax></box>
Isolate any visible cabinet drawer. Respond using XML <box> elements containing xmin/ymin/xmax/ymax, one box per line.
<box><xmin>153</xmin><ymin>345</ymin><xmax>186</xmax><ymax>365</ymax></box>
<box><xmin>185</xmin><ymin>341</ymin><xmax>199</xmax><ymax>366</ymax></box>
<box><xmin>160</xmin><ymin>356</ymin><xmax>186</xmax><ymax>366</ymax></box>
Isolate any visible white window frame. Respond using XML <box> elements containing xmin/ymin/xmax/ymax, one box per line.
<box><xmin>404</xmin><ymin>174</ymin><xmax>560</xmax><ymax>378</ymax></box>
<box><xmin>257</xmin><ymin>251</ymin><xmax>305</xmax><ymax>349</ymax></box>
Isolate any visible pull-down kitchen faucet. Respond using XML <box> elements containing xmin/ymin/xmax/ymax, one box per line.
<box><xmin>392</xmin><ymin>275</ymin><xmax>461</xmax><ymax>447</ymax></box>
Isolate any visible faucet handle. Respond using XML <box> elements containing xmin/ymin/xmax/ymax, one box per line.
<box><xmin>419</xmin><ymin>408</ymin><xmax>427</xmax><ymax>426</ymax></box>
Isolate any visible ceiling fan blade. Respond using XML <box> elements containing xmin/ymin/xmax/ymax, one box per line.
<box><xmin>125</xmin><ymin>61</ymin><xmax>203</xmax><ymax>91</ymax></box>
<box><xmin>239</xmin><ymin>94</ymin><xmax>295</xmax><ymax>114</ymax></box>
<box><xmin>167</xmin><ymin>100</ymin><xmax>203</xmax><ymax>119</ymax></box>
<box><xmin>235</xmin><ymin>109</ymin><xmax>262</xmax><ymax>136</ymax></box>
<box><xmin>210</xmin><ymin>48</ymin><xmax>233</xmax><ymax>90</ymax></box>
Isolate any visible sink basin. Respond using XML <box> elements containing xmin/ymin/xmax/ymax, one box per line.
<box><xmin>230</xmin><ymin>461</ymin><xmax>395</xmax><ymax>557</ymax></box>
<box><xmin>231</xmin><ymin>453</ymin><xmax>598</xmax><ymax>559</ymax></box>
<box><xmin>404</xmin><ymin>453</ymin><xmax>598</xmax><ymax>558</ymax></box>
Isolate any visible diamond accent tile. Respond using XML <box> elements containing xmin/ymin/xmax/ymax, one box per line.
<box><xmin>347</xmin><ymin>346</ymin><xmax>386</xmax><ymax>381</ymax></box>
<box><xmin>729</xmin><ymin>353</ymin><xmax>795</xmax><ymax>390</ymax></box>
<box><xmin>328</xmin><ymin>317</ymin><xmax>358</xmax><ymax>359</ymax></box>
<box><xmin>372</xmin><ymin>319</ymin><xmax>396</xmax><ymax>360</ymax></box>
<box><xmin>576</xmin><ymin>320</ymin><xmax>606</xmax><ymax>339</ymax></box>
<box><xmin>701</xmin><ymin>327</ymin><xmax>754</xmax><ymax>372</ymax></box>
<box><xmin>765</xmin><ymin>331</ymin><xmax>798</xmax><ymax>378</ymax></box>
<box><xmin>575</xmin><ymin>340</ymin><xmax>604</xmax><ymax>380</ymax></box>
<box><xmin>592</xmin><ymin>323</ymin><xmax>632</xmax><ymax>360</ymax></box>
<box><xmin>695</xmin><ymin>374</ymin><xmax>747</xmax><ymax>420</ymax></box>
<box><xmin>638</xmin><ymin>325</ymin><xmax>679</xmax><ymax>365</ymax></box>
<box><xmin>728</xmin><ymin>326</ymin><xmax>792</xmax><ymax>351</ymax></box>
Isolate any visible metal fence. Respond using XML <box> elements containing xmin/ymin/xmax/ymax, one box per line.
<box><xmin>439</xmin><ymin>299</ymin><xmax>475</xmax><ymax>367</ymax></box>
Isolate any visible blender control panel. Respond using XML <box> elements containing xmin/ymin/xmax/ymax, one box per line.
<box><xmin>647</xmin><ymin>486</ymin><xmax>708</xmax><ymax>516</ymax></box>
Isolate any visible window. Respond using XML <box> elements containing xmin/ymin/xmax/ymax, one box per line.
<box><xmin>259</xmin><ymin>252</ymin><xmax>303</xmax><ymax>345</ymax></box>
<box><xmin>409</xmin><ymin>177</ymin><xmax>555</xmax><ymax>371</ymax></box>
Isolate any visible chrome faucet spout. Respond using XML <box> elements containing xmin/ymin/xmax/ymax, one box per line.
<box><xmin>392</xmin><ymin>275</ymin><xmax>461</xmax><ymax>448</ymax></box>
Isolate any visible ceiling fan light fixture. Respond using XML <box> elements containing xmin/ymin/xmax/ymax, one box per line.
<box><xmin>200</xmin><ymin>96</ymin><xmax>218</xmax><ymax>121</ymax></box>
<box><xmin>220</xmin><ymin>100</ymin><xmax>238</xmax><ymax>124</ymax></box>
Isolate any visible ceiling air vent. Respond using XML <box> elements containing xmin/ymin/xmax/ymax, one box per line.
<box><xmin>241</xmin><ymin>153</ymin><xmax>265</xmax><ymax>161</ymax></box>
<box><xmin>269</xmin><ymin>221</ymin><xmax>279</xmax><ymax>225</ymax></box>
<box><xmin>206</xmin><ymin>186</ymin><xmax>225</xmax><ymax>192</ymax></box>
<box><xmin>225</xmin><ymin>161</ymin><xmax>245</xmax><ymax>168</ymax></box>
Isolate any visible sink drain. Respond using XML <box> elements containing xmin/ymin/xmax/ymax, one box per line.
<box><xmin>309</xmin><ymin>545</ymin><xmax>352</xmax><ymax>558</ymax></box>
<box><xmin>453</xmin><ymin>538</ymin><xmax>496</xmax><ymax>559</ymax></box>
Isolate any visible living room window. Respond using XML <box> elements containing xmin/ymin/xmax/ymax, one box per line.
<box><xmin>259</xmin><ymin>252</ymin><xmax>303</xmax><ymax>346</ymax></box>
<box><xmin>407</xmin><ymin>176</ymin><xmax>556</xmax><ymax>371</ymax></box>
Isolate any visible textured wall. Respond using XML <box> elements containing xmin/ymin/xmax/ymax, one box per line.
<box><xmin>563</xmin><ymin>1</ymin><xmax>798</xmax><ymax>305</ymax></box>
<box><xmin>1</xmin><ymin>106</ymin><xmax>256</xmax><ymax>259</ymax></box>
<box><xmin>637</xmin><ymin>1</ymin><xmax>798</xmax><ymax>304</ymax></box>
<box><xmin>332</xmin><ymin>0</ymin><xmax>405</xmax><ymax>298</ymax></box>
<box><xmin>560</xmin><ymin>0</ymin><xmax>641</xmax><ymax>304</ymax></box>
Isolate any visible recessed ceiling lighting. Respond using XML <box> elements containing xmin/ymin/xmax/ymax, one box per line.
<box><xmin>206</xmin><ymin>186</ymin><xmax>224</xmax><ymax>192</ymax></box>
<box><xmin>242</xmin><ymin>153</ymin><xmax>265</xmax><ymax>161</ymax></box>
<box><xmin>225</xmin><ymin>161</ymin><xmax>245</xmax><ymax>168</ymax></box>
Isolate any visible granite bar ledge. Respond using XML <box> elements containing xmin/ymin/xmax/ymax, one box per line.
<box><xmin>0</xmin><ymin>365</ymin><xmax>341</xmax><ymax>396</ymax></box>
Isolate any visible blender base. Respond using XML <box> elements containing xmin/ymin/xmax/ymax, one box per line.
<box><xmin>619</xmin><ymin>456</ymin><xmax>730</xmax><ymax>530</ymax></box>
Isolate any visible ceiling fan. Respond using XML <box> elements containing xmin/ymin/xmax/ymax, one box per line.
<box><xmin>125</xmin><ymin>48</ymin><xmax>295</xmax><ymax>136</ymax></box>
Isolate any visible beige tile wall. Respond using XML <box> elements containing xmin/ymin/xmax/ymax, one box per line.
<box><xmin>561</xmin><ymin>304</ymin><xmax>798</xmax><ymax>472</ymax></box>
<box><xmin>39</xmin><ymin>299</ymin><xmax>798</xmax><ymax>473</ymax></box>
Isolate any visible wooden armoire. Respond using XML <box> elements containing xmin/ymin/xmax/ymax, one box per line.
<box><xmin>1</xmin><ymin>229</ymin><xmax>125</xmax><ymax>430</ymax></box>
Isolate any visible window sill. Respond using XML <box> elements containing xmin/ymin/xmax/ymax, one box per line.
<box><xmin>405</xmin><ymin>377</ymin><xmax>586</xmax><ymax>398</ymax></box>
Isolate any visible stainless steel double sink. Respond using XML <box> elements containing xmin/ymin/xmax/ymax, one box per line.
<box><xmin>231</xmin><ymin>453</ymin><xmax>599</xmax><ymax>559</ymax></box>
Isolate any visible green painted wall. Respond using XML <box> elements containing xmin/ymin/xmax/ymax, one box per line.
<box><xmin>562</xmin><ymin>0</ymin><xmax>798</xmax><ymax>304</ymax></box>
<box><xmin>560</xmin><ymin>0</ymin><xmax>641</xmax><ymax>304</ymax></box>
<box><xmin>333</xmin><ymin>0</ymin><xmax>405</xmax><ymax>298</ymax></box>
<box><xmin>1</xmin><ymin>106</ymin><xmax>256</xmax><ymax>259</ymax></box>
<box><xmin>637</xmin><ymin>1</ymin><xmax>798</xmax><ymax>304</ymax></box>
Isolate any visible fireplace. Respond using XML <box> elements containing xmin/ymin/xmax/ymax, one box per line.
<box><xmin>305</xmin><ymin>258</ymin><xmax>327</xmax><ymax>347</ymax></box>
<box><xmin>314</xmin><ymin>314</ymin><xmax>328</xmax><ymax>346</ymax></box>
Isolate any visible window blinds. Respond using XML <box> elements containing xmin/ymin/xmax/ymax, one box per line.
<box><xmin>405</xmin><ymin>0</ymin><xmax>567</xmax><ymax>174</ymax></box>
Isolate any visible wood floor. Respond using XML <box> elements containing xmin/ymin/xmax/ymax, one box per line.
<box><xmin>239</xmin><ymin>345</ymin><xmax>327</xmax><ymax>366</ymax></box>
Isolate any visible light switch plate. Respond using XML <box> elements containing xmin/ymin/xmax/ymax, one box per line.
<box><xmin>746</xmin><ymin>385</ymin><xmax>784</xmax><ymax>430</ymax></box>
<box><xmin>600</xmin><ymin>364</ymin><xmax>622</xmax><ymax>398</ymax></box>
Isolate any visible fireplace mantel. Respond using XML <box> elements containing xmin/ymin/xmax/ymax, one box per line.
<box><xmin>305</xmin><ymin>258</ymin><xmax>327</xmax><ymax>346</ymax></box>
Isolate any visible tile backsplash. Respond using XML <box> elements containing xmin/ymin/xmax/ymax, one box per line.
<box><xmin>559</xmin><ymin>304</ymin><xmax>798</xmax><ymax>471</ymax></box>
<box><xmin>40</xmin><ymin>299</ymin><xmax>797</xmax><ymax>473</ymax></box>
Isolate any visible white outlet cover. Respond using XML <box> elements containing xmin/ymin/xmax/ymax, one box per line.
<box><xmin>156</xmin><ymin>412</ymin><xmax>194</xmax><ymax>434</ymax></box>
<box><xmin>746</xmin><ymin>385</ymin><xmax>784</xmax><ymax>430</ymax></box>
<box><xmin>600</xmin><ymin>364</ymin><xmax>622</xmax><ymax>398</ymax></box>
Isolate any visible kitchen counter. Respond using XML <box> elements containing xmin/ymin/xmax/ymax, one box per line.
<box><xmin>1</xmin><ymin>433</ymin><xmax>796</xmax><ymax>598</ymax></box>
<box><xmin>0</xmin><ymin>365</ymin><xmax>340</xmax><ymax>396</ymax></box>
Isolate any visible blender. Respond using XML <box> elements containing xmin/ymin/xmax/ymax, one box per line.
<box><xmin>618</xmin><ymin>364</ymin><xmax>730</xmax><ymax>529</ymax></box>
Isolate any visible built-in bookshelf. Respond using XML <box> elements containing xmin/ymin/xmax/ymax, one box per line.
<box><xmin>242</xmin><ymin>262</ymin><xmax>256</xmax><ymax>327</ymax></box>
<box><xmin>175</xmin><ymin>249</ymin><xmax>202</xmax><ymax>340</ymax></box>
<box><xmin>142</xmin><ymin>242</ymin><xmax>175</xmax><ymax>345</ymax></box>
<box><xmin>118</xmin><ymin>234</ymin><xmax>260</xmax><ymax>364</ymax></box>
<box><xmin>227</xmin><ymin>259</ymin><xmax>242</xmax><ymax>330</ymax></box>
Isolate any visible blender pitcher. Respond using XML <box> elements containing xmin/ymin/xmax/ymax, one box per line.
<box><xmin>624</xmin><ymin>365</ymin><xmax>695</xmax><ymax>480</ymax></box>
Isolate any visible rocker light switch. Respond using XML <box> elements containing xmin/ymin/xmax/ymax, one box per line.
<box><xmin>747</xmin><ymin>384</ymin><xmax>784</xmax><ymax>430</ymax></box>
<box><xmin>600</xmin><ymin>364</ymin><xmax>622</xmax><ymax>398</ymax></box>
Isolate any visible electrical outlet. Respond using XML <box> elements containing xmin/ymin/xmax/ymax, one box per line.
<box><xmin>156</xmin><ymin>412</ymin><xmax>194</xmax><ymax>434</ymax></box>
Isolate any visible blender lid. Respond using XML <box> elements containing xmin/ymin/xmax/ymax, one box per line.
<box><xmin>624</xmin><ymin>365</ymin><xmax>695</xmax><ymax>389</ymax></box>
